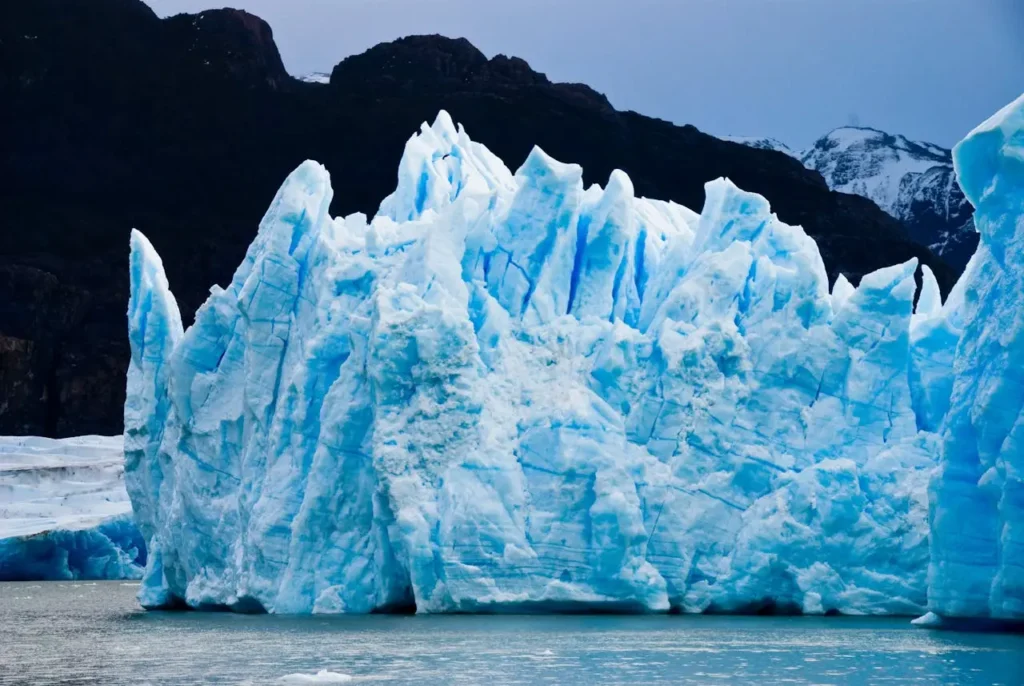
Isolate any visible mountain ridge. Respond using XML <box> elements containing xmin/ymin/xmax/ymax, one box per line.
<box><xmin>0</xmin><ymin>0</ymin><xmax>956</xmax><ymax>437</ymax></box>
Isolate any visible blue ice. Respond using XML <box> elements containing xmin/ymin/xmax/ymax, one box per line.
<box><xmin>122</xmin><ymin>99</ymin><xmax>1023</xmax><ymax>618</ymax></box>
<box><xmin>927</xmin><ymin>93</ymin><xmax>1024</xmax><ymax>622</ymax></box>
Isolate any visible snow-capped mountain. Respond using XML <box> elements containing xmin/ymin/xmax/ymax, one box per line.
<box><xmin>728</xmin><ymin>128</ymin><xmax>977</xmax><ymax>269</ymax></box>
<box><xmin>802</xmin><ymin>128</ymin><xmax>976</xmax><ymax>268</ymax></box>
<box><xmin>298</xmin><ymin>71</ymin><xmax>331</xmax><ymax>84</ymax></box>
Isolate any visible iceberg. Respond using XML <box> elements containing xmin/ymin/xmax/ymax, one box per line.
<box><xmin>927</xmin><ymin>93</ymin><xmax>1024</xmax><ymax>622</ymax></box>
<box><xmin>0</xmin><ymin>435</ymin><xmax>145</xmax><ymax>581</ymax></box>
<box><xmin>125</xmin><ymin>110</ymin><xmax>965</xmax><ymax>615</ymax></box>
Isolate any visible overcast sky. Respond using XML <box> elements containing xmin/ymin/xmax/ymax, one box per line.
<box><xmin>148</xmin><ymin>0</ymin><xmax>1023</xmax><ymax>149</ymax></box>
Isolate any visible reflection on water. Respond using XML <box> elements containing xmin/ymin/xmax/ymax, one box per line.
<box><xmin>1</xmin><ymin>582</ymin><xmax>1022</xmax><ymax>685</ymax></box>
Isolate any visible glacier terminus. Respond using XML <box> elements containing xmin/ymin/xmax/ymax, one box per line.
<box><xmin>124</xmin><ymin>95</ymin><xmax>1024</xmax><ymax>622</ymax></box>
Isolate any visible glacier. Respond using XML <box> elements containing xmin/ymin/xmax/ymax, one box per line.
<box><xmin>927</xmin><ymin>93</ymin><xmax>1024</xmax><ymax>622</ymax></box>
<box><xmin>0</xmin><ymin>435</ymin><xmax>145</xmax><ymax>581</ymax></box>
<box><xmin>122</xmin><ymin>100</ymin><xmax>1022</xmax><ymax>617</ymax></box>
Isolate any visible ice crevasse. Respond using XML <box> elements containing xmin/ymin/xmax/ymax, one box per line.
<box><xmin>124</xmin><ymin>99</ymin><xmax>1016</xmax><ymax>617</ymax></box>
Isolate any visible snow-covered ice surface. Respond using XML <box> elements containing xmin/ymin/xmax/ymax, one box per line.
<box><xmin>927</xmin><ymin>93</ymin><xmax>1024</xmax><ymax>622</ymax></box>
<box><xmin>125</xmin><ymin>108</ymin><xmax>976</xmax><ymax>616</ymax></box>
<box><xmin>0</xmin><ymin>435</ymin><xmax>145</xmax><ymax>580</ymax></box>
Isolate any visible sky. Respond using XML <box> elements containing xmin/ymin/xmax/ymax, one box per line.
<box><xmin>147</xmin><ymin>0</ymin><xmax>1023</xmax><ymax>149</ymax></box>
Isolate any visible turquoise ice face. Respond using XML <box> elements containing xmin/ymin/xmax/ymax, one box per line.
<box><xmin>124</xmin><ymin>103</ymin><xmax>999</xmax><ymax>617</ymax></box>
<box><xmin>928</xmin><ymin>93</ymin><xmax>1024</xmax><ymax>622</ymax></box>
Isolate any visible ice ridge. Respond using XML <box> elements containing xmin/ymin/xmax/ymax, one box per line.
<box><xmin>124</xmin><ymin>110</ymin><xmax>972</xmax><ymax>615</ymax></box>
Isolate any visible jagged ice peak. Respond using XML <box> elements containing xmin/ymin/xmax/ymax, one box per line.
<box><xmin>124</xmin><ymin>105</ymin><xmax>996</xmax><ymax>617</ymax></box>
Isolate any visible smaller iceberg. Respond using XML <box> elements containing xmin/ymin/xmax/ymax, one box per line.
<box><xmin>0</xmin><ymin>435</ymin><xmax>145</xmax><ymax>581</ymax></box>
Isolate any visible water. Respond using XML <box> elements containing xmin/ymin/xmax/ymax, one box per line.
<box><xmin>1</xmin><ymin>583</ymin><xmax>1022</xmax><ymax>685</ymax></box>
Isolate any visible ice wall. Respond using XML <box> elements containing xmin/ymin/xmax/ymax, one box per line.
<box><xmin>124</xmin><ymin>112</ymin><xmax>960</xmax><ymax>615</ymax></box>
<box><xmin>927</xmin><ymin>93</ymin><xmax>1024</xmax><ymax>622</ymax></box>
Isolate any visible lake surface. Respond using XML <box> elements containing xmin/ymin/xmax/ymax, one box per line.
<box><xmin>1</xmin><ymin>582</ymin><xmax>1022</xmax><ymax>685</ymax></box>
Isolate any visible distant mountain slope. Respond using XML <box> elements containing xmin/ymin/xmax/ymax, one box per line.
<box><xmin>0</xmin><ymin>0</ymin><xmax>955</xmax><ymax>437</ymax></box>
<box><xmin>730</xmin><ymin>128</ymin><xmax>977</xmax><ymax>269</ymax></box>
<box><xmin>721</xmin><ymin>136</ymin><xmax>798</xmax><ymax>158</ymax></box>
<box><xmin>802</xmin><ymin>128</ymin><xmax>976</xmax><ymax>268</ymax></box>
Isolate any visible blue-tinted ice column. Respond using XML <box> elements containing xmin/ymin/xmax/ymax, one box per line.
<box><xmin>124</xmin><ymin>229</ymin><xmax>184</xmax><ymax>607</ymax></box>
<box><xmin>928</xmin><ymin>93</ymin><xmax>1024</xmax><ymax>621</ymax></box>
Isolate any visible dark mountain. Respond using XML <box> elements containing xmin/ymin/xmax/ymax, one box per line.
<box><xmin>0</xmin><ymin>0</ymin><xmax>957</xmax><ymax>437</ymax></box>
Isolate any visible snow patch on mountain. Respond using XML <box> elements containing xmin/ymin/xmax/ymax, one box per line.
<box><xmin>298</xmin><ymin>72</ymin><xmax>331</xmax><ymax>85</ymax></box>
<box><xmin>721</xmin><ymin>136</ymin><xmax>798</xmax><ymax>159</ymax></box>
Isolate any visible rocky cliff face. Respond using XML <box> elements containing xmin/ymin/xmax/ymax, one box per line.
<box><xmin>0</xmin><ymin>0</ymin><xmax>955</xmax><ymax>437</ymax></box>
